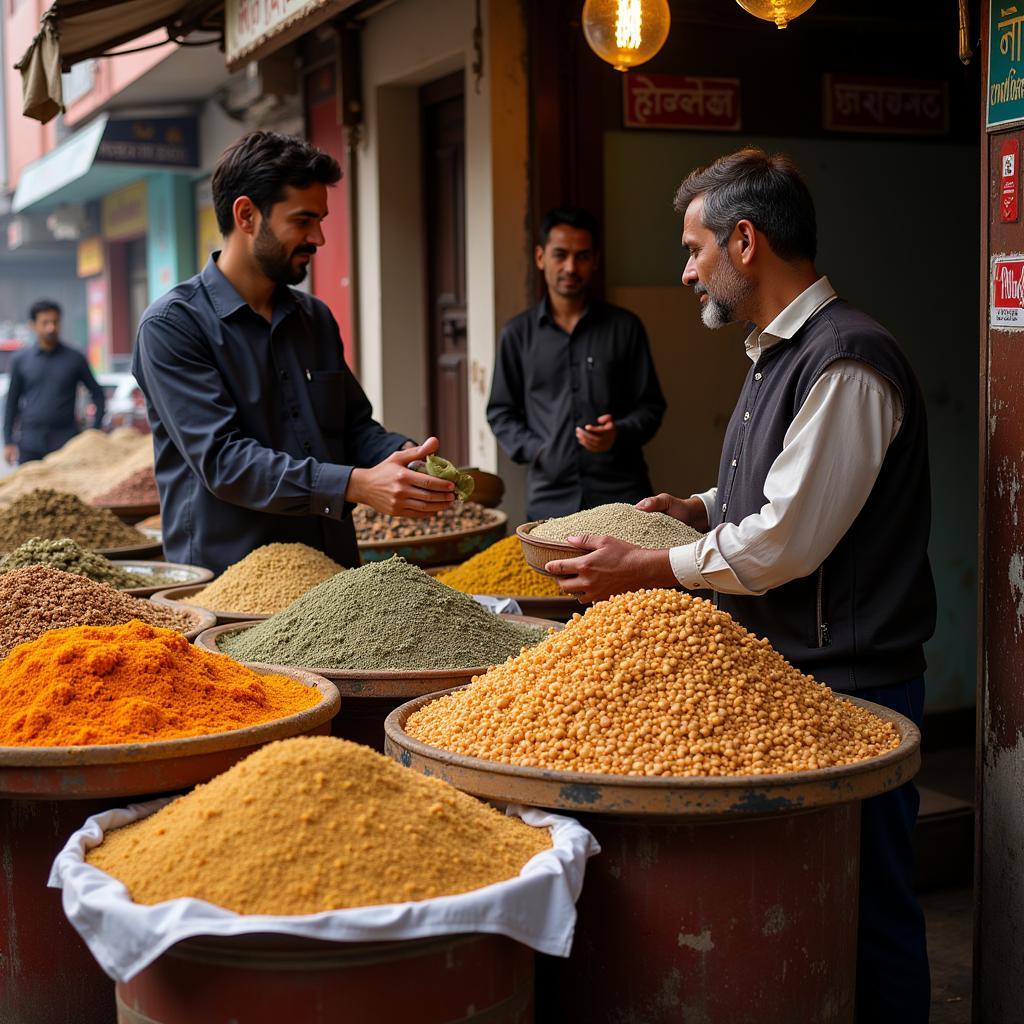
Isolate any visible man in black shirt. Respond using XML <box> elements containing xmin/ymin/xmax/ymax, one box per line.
<box><xmin>133</xmin><ymin>132</ymin><xmax>454</xmax><ymax>574</ymax></box>
<box><xmin>3</xmin><ymin>300</ymin><xmax>105</xmax><ymax>464</ymax></box>
<box><xmin>487</xmin><ymin>208</ymin><xmax>666</xmax><ymax>520</ymax></box>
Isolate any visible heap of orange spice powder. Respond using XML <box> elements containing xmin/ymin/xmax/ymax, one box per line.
<box><xmin>0</xmin><ymin>621</ymin><xmax>322</xmax><ymax>747</ymax></box>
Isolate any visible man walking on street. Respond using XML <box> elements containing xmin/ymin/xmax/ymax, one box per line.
<box><xmin>487</xmin><ymin>207</ymin><xmax>666</xmax><ymax>520</ymax></box>
<box><xmin>546</xmin><ymin>149</ymin><xmax>934</xmax><ymax>1023</ymax></box>
<box><xmin>3</xmin><ymin>300</ymin><xmax>105</xmax><ymax>464</ymax></box>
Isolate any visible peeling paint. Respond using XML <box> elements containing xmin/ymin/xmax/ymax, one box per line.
<box><xmin>762</xmin><ymin>904</ymin><xmax>788</xmax><ymax>936</ymax></box>
<box><xmin>1008</xmin><ymin>551</ymin><xmax>1024</xmax><ymax>636</ymax></box>
<box><xmin>677</xmin><ymin>927</ymin><xmax>714</xmax><ymax>952</ymax></box>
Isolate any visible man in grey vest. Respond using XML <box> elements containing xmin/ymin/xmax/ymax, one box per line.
<box><xmin>546</xmin><ymin>148</ymin><xmax>934</xmax><ymax>1023</ymax></box>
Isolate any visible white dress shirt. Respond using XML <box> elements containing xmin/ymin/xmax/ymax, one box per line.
<box><xmin>669</xmin><ymin>277</ymin><xmax>903</xmax><ymax>596</ymax></box>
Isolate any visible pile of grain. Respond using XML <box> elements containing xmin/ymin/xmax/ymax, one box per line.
<box><xmin>189</xmin><ymin>543</ymin><xmax>343</xmax><ymax>615</ymax></box>
<box><xmin>0</xmin><ymin>564</ymin><xmax>195</xmax><ymax>660</ymax></box>
<box><xmin>0</xmin><ymin>537</ymin><xmax>176</xmax><ymax>589</ymax></box>
<box><xmin>437</xmin><ymin>535</ymin><xmax>564</xmax><ymax>597</ymax></box>
<box><xmin>87</xmin><ymin>736</ymin><xmax>551</xmax><ymax>914</ymax></box>
<box><xmin>407</xmin><ymin>590</ymin><xmax>900</xmax><ymax>777</ymax></box>
<box><xmin>91</xmin><ymin>467</ymin><xmax>159</xmax><ymax>507</ymax></box>
<box><xmin>0</xmin><ymin>490</ymin><xmax>144</xmax><ymax>551</ymax></box>
<box><xmin>219</xmin><ymin>557</ymin><xmax>546</xmax><ymax>671</ymax></box>
<box><xmin>355</xmin><ymin>502</ymin><xmax>494</xmax><ymax>542</ymax></box>
<box><xmin>531</xmin><ymin>503</ymin><xmax>702</xmax><ymax>548</ymax></box>
<box><xmin>0</xmin><ymin>429</ymin><xmax>153</xmax><ymax>505</ymax></box>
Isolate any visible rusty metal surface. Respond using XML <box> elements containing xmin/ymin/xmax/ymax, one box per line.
<box><xmin>384</xmin><ymin>689</ymin><xmax>921</xmax><ymax>820</ymax></box>
<box><xmin>115</xmin><ymin>932</ymin><xmax>534</xmax><ymax>1024</ymax></box>
<box><xmin>0</xmin><ymin>667</ymin><xmax>339</xmax><ymax>798</ymax></box>
<box><xmin>151</xmin><ymin>584</ymin><xmax>271</xmax><ymax>624</ymax></box>
<box><xmin>195</xmin><ymin>616</ymin><xmax>560</xmax><ymax>699</ymax></box>
<box><xmin>977</xmin><ymin>105</ymin><xmax>1024</xmax><ymax>1020</ymax></box>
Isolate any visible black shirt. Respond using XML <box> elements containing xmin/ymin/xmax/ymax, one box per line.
<box><xmin>487</xmin><ymin>299</ymin><xmax>666</xmax><ymax>519</ymax></box>
<box><xmin>3</xmin><ymin>341</ymin><xmax>105</xmax><ymax>457</ymax></box>
<box><xmin>132</xmin><ymin>255</ymin><xmax>409</xmax><ymax>575</ymax></box>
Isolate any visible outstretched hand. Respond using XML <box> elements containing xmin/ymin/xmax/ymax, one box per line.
<box><xmin>544</xmin><ymin>533</ymin><xmax>678</xmax><ymax>604</ymax></box>
<box><xmin>345</xmin><ymin>437</ymin><xmax>456</xmax><ymax>517</ymax></box>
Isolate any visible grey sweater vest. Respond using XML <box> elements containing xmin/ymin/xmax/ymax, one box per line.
<box><xmin>713</xmin><ymin>300</ymin><xmax>936</xmax><ymax>692</ymax></box>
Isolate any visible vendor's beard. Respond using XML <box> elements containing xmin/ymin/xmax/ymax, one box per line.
<box><xmin>695</xmin><ymin>262</ymin><xmax>752</xmax><ymax>330</ymax></box>
<box><xmin>253</xmin><ymin>221</ymin><xmax>313</xmax><ymax>285</ymax></box>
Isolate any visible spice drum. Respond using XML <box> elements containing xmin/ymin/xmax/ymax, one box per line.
<box><xmin>189</xmin><ymin>543</ymin><xmax>343</xmax><ymax>615</ymax></box>
<box><xmin>87</xmin><ymin>736</ymin><xmax>551</xmax><ymax>914</ymax></box>
<box><xmin>531</xmin><ymin>503</ymin><xmax>703</xmax><ymax>549</ymax></box>
<box><xmin>218</xmin><ymin>557</ymin><xmax>546</xmax><ymax>671</ymax></box>
<box><xmin>0</xmin><ymin>622</ymin><xmax>320</xmax><ymax>747</ymax></box>
<box><xmin>0</xmin><ymin>564</ymin><xmax>194</xmax><ymax>660</ymax></box>
<box><xmin>406</xmin><ymin>590</ymin><xmax>899</xmax><ymax>777</ymax></box>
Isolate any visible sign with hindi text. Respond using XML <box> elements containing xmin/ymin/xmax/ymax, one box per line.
<box><xmin>226</xmin><ymin>0</ymin><xmax>357</xmax><ymax>69</ymax></box>
<box><xmin>623</xmin><ymin>74</ymin><xmax>741</xmax><ymax>131</ymax></box>
<box><xmin>989</xmin><ymin>4</ymin><xmax>1024</xmax><ymax>129</ymax></box>
<box><xmin>823</xmin><ymin>75</ymin><xmax>947</xmax><ymax>135</ymax></box>
<box><xmin>991</xmin><ymin>254</ymin><xmax>1024</xmax><ymax>329</ymax></box>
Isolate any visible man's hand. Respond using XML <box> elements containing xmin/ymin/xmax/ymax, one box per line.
<box><xmin>345</xmin><ymin>437</ymin><xmax>455</xmax><ymax>516</ymax></box>
<box><xmin>576</xmin><ymin>414</ymin><xmax>616</xmax><ymax>454</ymax></box>
<box><xmin>544</xmin><ymin>534</ymin><xmax>678</xmax><ymax>604</ymax></box>
<box><xmin>637</xmin><ymin>493</ymin><xmax>710</xmax><ymax>532</ymax></box>
<box><xmin>3</xmin><ymin>445</ymin><xmax>17</xmax><ymax>466</ymax></box>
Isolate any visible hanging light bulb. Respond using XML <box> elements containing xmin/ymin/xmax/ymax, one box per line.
<box><xmin>582</xmin><ymin>0</ymin><xmax>671</xmax><ymax>72</ymax></box>
<box><xmin>733</xmin><ymin>0</ymin><xmax>817</xmax><ymax>30</ymax></box>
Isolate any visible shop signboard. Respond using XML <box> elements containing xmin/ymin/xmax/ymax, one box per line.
<box><xmin>77</xmin><ymin>237</ymin><xmax>104</xmax><ymax>278</ymax></box>
<box><xmin>97</xmin><ymin>118</ymin><xmax>198</xmax><ymax>169</ymax></box>
<box><xmin>102</xmin><ymin>182</ymin><xmax>147</xmax><ymax>242</ymax></box>
<box><xmin>991</xmin><ymin>254</ymin><xmax>1024</xmax><ymax>329</ymax></box>
<box><xmin>1002</xmin><ymin>139</ymin><xmax>1020</xmax><ymax>222</ymax></box>
<box><xmin>823</xmin><ymin>74</ymin><xmax>947</xmax><ymax>135</ymax></box>
<box><xmin>989</xmin><ymin>4</ymin><xmax>1024</xmax><ymax>129</ymax></box>
<box><xmin>623</xmin><ymin>74</ymin><xmax>741</xmax><ymax>131</ymax></box>
<box><xmin>225</xmin><ymin>0</ymin><xmax>358</xmax><ymax>70</ymax></box>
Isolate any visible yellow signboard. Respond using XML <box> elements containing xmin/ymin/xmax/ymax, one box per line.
<box><xmin>102</xmin><ymin>181</ymin><xmax>148</xmax><ymax>241</ymax></box>
<box><xmin>197</xmin><ymin>204</ymin><xmax>220</xmax><ymax>269</ymax></box>
<box><xmin>77</xmin><ymin>236</ymin><xmax>104</xmax><ymax>278</ymax></box>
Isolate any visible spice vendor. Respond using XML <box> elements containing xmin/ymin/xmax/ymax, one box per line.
<box><xmin>133</xmin><ymin>132</ymin><xmax>454</xmax><ymax>575</ymax></box>
<box><xmin>545</xmin><ymin>149</ymin><xmax>935</xmax><ymax>1024</ymax></box>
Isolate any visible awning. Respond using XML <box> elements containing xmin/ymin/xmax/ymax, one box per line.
<box><xmin>17</xmin><ymin>0</ymin><xmax>222</xmax><ymax>123</ymax></box>
<box><xmin>13</xmin><ymin>112</ymin><xmax>200</xmax><ymax>212</ymax></box>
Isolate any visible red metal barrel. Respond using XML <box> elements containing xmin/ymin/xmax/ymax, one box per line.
<box><xmin>0</xmin><ymin>668</ymin><xmax>338</xmax><ymax>1024</ymax></box>
<box><xmin>115</xmin><ymin>933</ymin><xmax>533</xmax><ymax>1024</ymax></box>
<box><xmin>385</xmin><ymin>691</ymin><xmax>921</xmax><ymax>1024</ymax></box>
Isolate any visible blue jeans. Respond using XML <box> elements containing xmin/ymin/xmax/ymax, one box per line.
<box><xmin>852</xmin><ymin>677</ymin><xmax>930</xmax><ymax>1023</ymax></box>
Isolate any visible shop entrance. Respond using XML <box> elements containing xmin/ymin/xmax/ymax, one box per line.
<box><xmin>420</xmin><ymin>71</ymin><xmax>468</xmax><ymax>465</ymax></box>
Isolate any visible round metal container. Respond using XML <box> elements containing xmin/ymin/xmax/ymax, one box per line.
<box><xmin>151</xmin><ymin>583</ymin><xmax>270</xmax><ymax>624</ymax></box>
<box><xmin>174</xmin><ymin>605</ymin><xmax>217</xmax><ymax>643</ymax></box>
<box><xmin>358</xmin><ymin>509</ymin><xmax>507</xmax><ymax>567</ymax></box>
<box><xmin>116</xmin><ymin>562</ymin><xmax>213</xmax><ymax>599</ymax></box>
<box><xmin>0</xmin><ymin>667</ymin><xmax>339</xmax><ymax>1024</ymax></box>
<box><xmin>385</xmin><ymin>691</ymin><xmax>921</xmax><ymax>1024</ymax></box>
<box><xmin>196</xmin><ymin>616</ymin><xmax>557</xmax><ymax>752</ymax></box>
<box><xmin>115</xmin><ymin>932</ymin><xmax>533</xmax><ymax>1024</ymax></box>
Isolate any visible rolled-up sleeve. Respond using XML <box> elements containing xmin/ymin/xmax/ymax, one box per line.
<box><xmin>135</xmin><ymin>311</ymin><xmax>352</xmax><ymax>520</ymax></box>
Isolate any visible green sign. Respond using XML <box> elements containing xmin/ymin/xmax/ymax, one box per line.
<box><xmin>990</xmin><ymin>4</ymin><xmax>1024</xmax><ymax>128</ymax></box>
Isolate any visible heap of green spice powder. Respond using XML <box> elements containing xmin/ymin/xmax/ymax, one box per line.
<box><xmin>218</xmin><ymin>557</ymin><xmax>548</xmax><ymax>671</ymax></box>
<box><xmin>0</xmin><ymin>537</ymin><xmax>177</xmax><ymax>589</ymax></box>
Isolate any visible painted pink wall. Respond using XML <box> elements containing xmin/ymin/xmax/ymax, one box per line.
<box><xmin>3</xmin><ymin>1</ymin><xmax>173</xmax><ymax>189</ymax></box>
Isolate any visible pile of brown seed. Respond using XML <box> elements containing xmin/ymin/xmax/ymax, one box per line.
<box><xmin>406</xmin><ymin>590</ymin><xmax>900</xmax><ymax>777</ymax></box>
<box><xmin>91</xmin><ymin>467</ymin><xmax>159</xmax><ymax>507</ymax></box>
<box><xmin>0</xmin><ymin>565</ymin><xmax>196</xmax><ymax>660</ymax></box>
<box><xmin>88</xmin><ymin>736</ymin><xmax>551</xmax><ymax>914</ymax></box>
<box><xmin>354</xmin><ymin>502</ymin><xmax>495</xmax><ymax>542</ymax></box>
<box><xmin>0</xmin><ymin>489</ymin><xmax>144</xmax><ymax>551</ymax></box>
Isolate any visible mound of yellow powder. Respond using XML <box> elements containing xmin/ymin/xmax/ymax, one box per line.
<box><xmin>437</xmin><ymin>535</ymin><xmax>565</xmax><ymax>597</ymax></box>
<box><xmin>87</xmin><ymin>736</ymin><xmax>551</xmax><ymax>914</ymax></box>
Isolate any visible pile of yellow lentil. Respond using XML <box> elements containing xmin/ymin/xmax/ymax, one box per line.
<box><xmin>189</xmin><ymin>543</ymin><xmax>344</xmax><ymax>614</ymax></box>
<box><xmin>88</xmin><ymin>736</ymin><xmax>551</xmax><ymax>914</ymax></box>
<box><xmin>406</xmin><ymin>590</ymin><xmax>900</xmax><ymax>777</ymax></box>
<box><xmin>437</xmin><ymin>535</ymin><xmax>565</xmax><ymax>597</ymax></box>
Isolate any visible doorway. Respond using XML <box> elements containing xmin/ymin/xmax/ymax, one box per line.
<box><xmin>420</xmin><ymin>71</ymin><xmax>467</xmax><ymax>465</ymax></box>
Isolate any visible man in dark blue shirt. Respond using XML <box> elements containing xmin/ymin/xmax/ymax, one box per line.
<box><xmin>3</xmin><ymin>299</ymin><xmax>105</xmax><ymax>464</ymax></box>
<box><xmin>487</xmin><ymin>208</ymin><xmax>665</xmax><ymax>520</ymax></box>
<box><xmin>133</xmin><ymin>132</ymin><xmax>453</xmax><ymax>574</ymax></box>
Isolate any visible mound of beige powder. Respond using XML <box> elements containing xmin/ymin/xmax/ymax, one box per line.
<box><xmin>87</xmin><ymin>736</ymin><xmax>552</xmax><ymax>914</ymax></box>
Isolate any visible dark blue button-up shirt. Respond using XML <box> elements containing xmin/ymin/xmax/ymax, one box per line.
<box><xmin>133</xmin><ymin>255</ymin><xmax>408</xmax><ymax>575</ymax></box>
<box><xmin>3</xmin><ymin>341</ymin><xmax>105</xmax><ymax>458</ymax></box>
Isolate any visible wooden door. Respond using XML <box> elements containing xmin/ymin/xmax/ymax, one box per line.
<box><xmin>421</xmin><ymin>72</ymin><xmax>468</xmax><ymax>464</ymax></box>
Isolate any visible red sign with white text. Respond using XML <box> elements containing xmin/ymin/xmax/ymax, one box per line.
<box><xmin>623</xmin><ymin>74</ymin><xmax>741</xmax><ymax>131</ymax></box>
<box><xmin>992</xmin><ymin>256</ymin><xmax>1024</xmax><ymax>328</ymax></box>
<box><xmin>1002</xmin><ymin>139</ymin><xmax>1019</xmax><ymax>222</ymax></box>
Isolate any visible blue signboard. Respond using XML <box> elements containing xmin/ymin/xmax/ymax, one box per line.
<box><xmin>96</xmin><ymin>117</ymin><xmax>199</xmax><ymax>169</ymax></box>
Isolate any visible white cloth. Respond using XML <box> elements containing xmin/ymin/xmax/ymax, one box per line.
<box><xmin>670</xmin><ymin>277</ymin><xmax>903</xmax><ymax>596</ymax></box>
<box><xmin>473</xmin><ymin>594</ymin><xmax>523</xmax><ymax>616</ymax></box>
<box><xmin>49</xmin><ymin>799</ymin><xmax>600</xmax><ymax>982</ymax></box>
